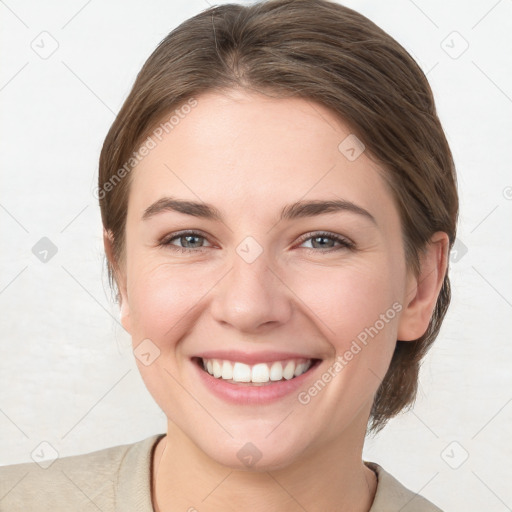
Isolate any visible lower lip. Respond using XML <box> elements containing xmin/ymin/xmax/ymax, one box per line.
<box><xmin>192</xmin><ymin>358</ymin><xmax>321</xmax><ymax>405</ymax></box>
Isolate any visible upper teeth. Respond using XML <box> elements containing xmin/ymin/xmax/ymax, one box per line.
<box><xmin>202</xmin><ymin>358</ymin><xmax>312</xmax><ymax>383</ymax></box>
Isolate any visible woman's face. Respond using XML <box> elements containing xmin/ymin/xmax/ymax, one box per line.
<box><xmin>116</xmin><ymin>90</ymin><xmax>417</xmax><ymax>469</ymax></box>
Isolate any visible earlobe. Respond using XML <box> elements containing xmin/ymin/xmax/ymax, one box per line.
<box><xmin>103</xmin><ymin>228</ymin><xmax>131</xmax><ymax>334</ymax></box>
<box><xmin>397</xmin><ymin>232</ymin><xmax>449</xmax><ymax>342</ymax></box>
<box><xmin>119</xmin><ymin>297</ymin><xmax>132</xmax><ymax>334</ymax></box>
<box><xmin>103</xmin><ymin>228</ymin><xmax>115</xmax><ymax>267</ymax></box>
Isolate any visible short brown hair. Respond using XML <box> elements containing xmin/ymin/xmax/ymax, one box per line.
<box><xmin>98</xmin><ymin>0</ymin><xmax>458</xmax><ymax>434</ymax></box>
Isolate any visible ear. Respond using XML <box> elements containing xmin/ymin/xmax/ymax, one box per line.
<box><xmin>103</xmin><ymin>228</ymin><xmax>131</xmax><ymax>334</ymax></box>
<box><xmin>397</xmin><ymin>232</ymin><xmax>449</xmax><ymax>341</ymax></box>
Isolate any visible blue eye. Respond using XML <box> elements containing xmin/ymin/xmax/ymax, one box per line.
<box><xmin>298</xmin><ymin>232</ymin><xmax>354</xmax><ymax>252</ymax></box>
<box><xmin>159</xmin><ymin>230</ymin><xmax>354</xmax><ymax>254</ymax></box>
<box><xmin>160</xmin><ymin>231</ymin><xmax>211</xmax><ymax>253</ymax></box>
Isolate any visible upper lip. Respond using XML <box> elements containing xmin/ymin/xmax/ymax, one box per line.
<box><xmin>194</xmin><ymin>350</ymin><xmax>320</xmax><ymax>365</ymax></box>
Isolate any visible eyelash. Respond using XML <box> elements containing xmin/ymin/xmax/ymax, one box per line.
<box><xmin>159</xmin><ymin>230</ymin><xmax>355</xmax><ymax>255</ymax></box>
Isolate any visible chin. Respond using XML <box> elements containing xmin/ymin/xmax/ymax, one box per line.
<box><xmin>206</xmin><ymin>439</ymin><xmax>306</xmax><ymax>472</ymax></box>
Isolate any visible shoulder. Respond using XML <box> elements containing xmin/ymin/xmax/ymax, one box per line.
<box><xmin>366</xmin><ymin>461</ymin><xmax>444</xmax><ymax>512</ymax></box>
<box><xmin>0</xmin><ymin>434</ymin><xmax>162</xmax><ymax>512</ymax></box>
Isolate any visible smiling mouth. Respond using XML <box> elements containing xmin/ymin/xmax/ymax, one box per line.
<box><xmin>193</xmin><ymin>357</ymin><xmax>321</xmax><ymax>386</ymax></box>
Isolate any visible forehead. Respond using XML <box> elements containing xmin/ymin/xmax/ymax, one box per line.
<box><xmin>127</xmin><ymin>90</ymin><xmax>395</xmax><ymax>221</ymax></box>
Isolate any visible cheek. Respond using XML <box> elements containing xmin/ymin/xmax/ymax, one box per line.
<box><xmin>288</xmin><ymin>261</ymin><xmax>403</xmax><ymax>415</ymax></box>
<box><xmin>125</xmin><ymin>262</ymin><xmax>212</xmax><ymax>413</ymax></box>
<box><xmin>127</xmin><ymin>261</ymin><xmax>211</xmax><ymax>347</ymax></box>
<box><xmin>287</xmin><ymin>260</ymin><xmax>402</xmax><ymax>343</ymax></box>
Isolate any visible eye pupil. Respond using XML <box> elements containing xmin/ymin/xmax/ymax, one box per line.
<box><xmin>182</xmin><ymin>235</ymin><xmax>202</xmax><ymax>247</ymax></box>
<box><xmin>312</xmin><ymin>236</ymin><xmax>334</xmax><ymax>248</ymax></box>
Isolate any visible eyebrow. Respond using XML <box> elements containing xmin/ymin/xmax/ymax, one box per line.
<box><xmin>142</xmin><ymin>196</ymin><xmax>376</xmax><ymax>224</ymax></box>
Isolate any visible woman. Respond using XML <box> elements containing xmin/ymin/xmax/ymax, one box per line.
<box><xmin>0</xmin><ymin>0</ymin><xmax>457</xmax><ymax>510</ymax></box>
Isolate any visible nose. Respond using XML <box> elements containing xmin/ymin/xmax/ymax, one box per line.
<box><xmin>210</xmin><ymin>249</ymin><xmax>293</xmax><ymax>334</ymax></box>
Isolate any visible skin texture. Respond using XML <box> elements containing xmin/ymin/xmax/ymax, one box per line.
<box><xmin>105</xmin><ymin>90</ymin><xmax>448</xmax><ymax>511</ymax></box>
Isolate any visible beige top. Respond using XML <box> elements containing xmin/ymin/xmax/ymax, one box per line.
<box><xmin>0</xmin><ymin>434</ymin><xmax>443</xmax><ymax>511</ymax></box>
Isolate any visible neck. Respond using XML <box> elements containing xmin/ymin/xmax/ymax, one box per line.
<box><xmin>151</xmin><ymin>420</ymin><xmax>377</xmax><ymax>512</ymax></box>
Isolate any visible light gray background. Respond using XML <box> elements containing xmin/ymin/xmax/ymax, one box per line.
<box><xmin>1</xmin><ymin>0</ymin><xmax>511</xmax><ymax>510</ymax></box>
